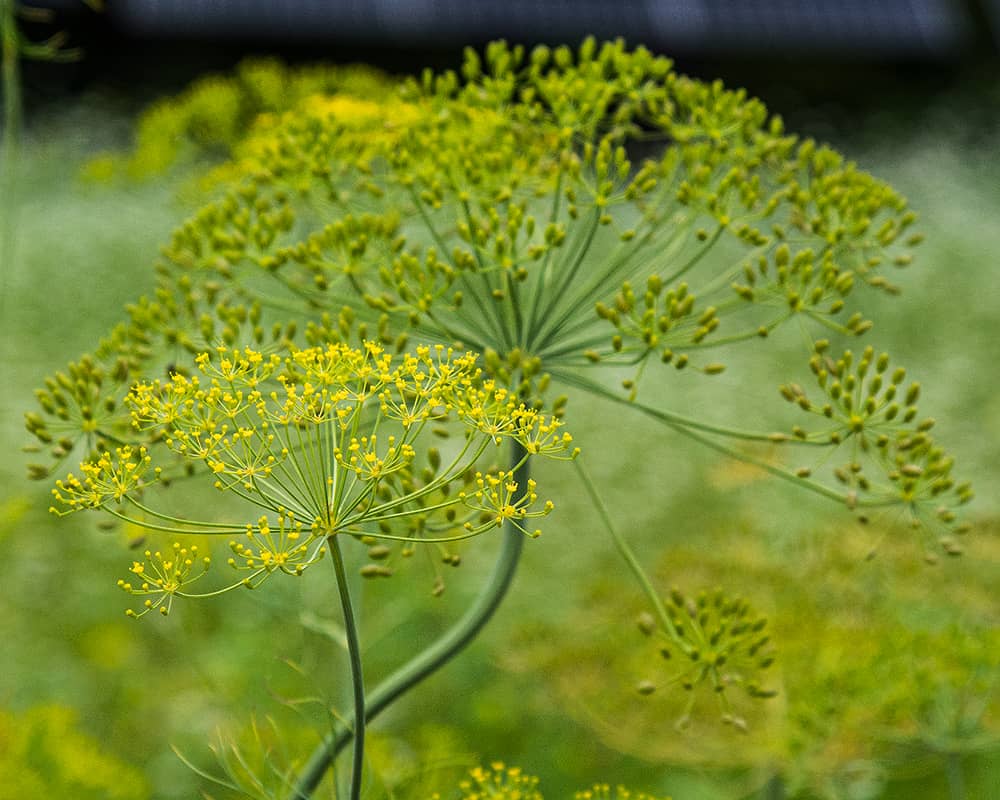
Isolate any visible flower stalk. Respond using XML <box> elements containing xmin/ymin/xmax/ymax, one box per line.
<box><xmin>288</xmin><ymin>441</ymin><xmax>529</xmax><ymax>799</ymax></box>
<box><xmin>327</xmin><ymin>534</ymin><xmax>365</xmax><ymax>800</ymax></box>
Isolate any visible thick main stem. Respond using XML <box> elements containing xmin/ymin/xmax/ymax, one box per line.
<box><xmin>289</xmin><ymin>442</ymin><xmax>529</xmax><ymax>799</ymax></box>
<box><xmin>327</xmin><ymin>535</ymin><xmax>365</xmax><ymax>800</ymax></box>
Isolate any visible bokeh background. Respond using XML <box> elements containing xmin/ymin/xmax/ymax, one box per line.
<box><xmin>1</xmin><ymin>2</ymin><xmax>999</xmax><ymax>798</ymax></box>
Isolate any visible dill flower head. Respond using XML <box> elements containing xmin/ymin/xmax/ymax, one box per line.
<box><xmin>98</xmin><ymin>56</ymin><xmax>397</xmax><ymax>180</ymax></box>
<box><xmin>117</xmin><ymin>542</ymin><xmax>211</xmax><ymax>618</ymax></box>
<box><xmin>457</xmin><ymin>763</ymin><xmax>541</xmax><ymax>800</ymax></box>
<box><xmin>575</xmin><ymin>785</ymin><xmax>669</xmax><ymax>800</ymax></box>
<box><xmin>34</xmin><ymin>38</ymin><xmax>918</xmax><ymax>429</ymax></box>
<box><xmin>50</xmin><ymin>445</ymin><xmax>160</xmax><ymax>511</ymax></box>
<box><xmin>50</xmin><ymin>342</ymin><xmax>573</xmax><ymax>617</ymax></box>
<box><xmin>779</xmin><ymin>341</ymin><xmax>972</xmax><ymax>550</ymax></box>
<box><xmin>428</xmin><ymin>763</ymin><xmax>668</xmax><ymax>800</ymax></box>
<box><xmin>636</xmin><ymin>586</ymin><xmax>777</xmax><ymax>731</ymax></box>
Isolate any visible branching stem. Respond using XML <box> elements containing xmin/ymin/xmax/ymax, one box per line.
<box><xmin>554</xmin><ymin>368</ymin><xmax>850</xmax><ymax>504</ymax></box>
<box><xmin>287</xmin><ymin>442</ymin><xmax>529</xmax><ymax>799</ymax></box>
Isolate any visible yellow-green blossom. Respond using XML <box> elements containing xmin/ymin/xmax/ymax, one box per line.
<box><xmin>51</xmin><ymin>342</ymin><xmax>572</xmax><ymax>616</ymax></box>
<box><xmin>50</xmin><ymin>445</ymin><xmax>159</xmax><ymax>512</ymax></box>
<box><xmin>117</xmin><ymin>542</ymin><xmax>211</xmax><ymax>618</ymax></box>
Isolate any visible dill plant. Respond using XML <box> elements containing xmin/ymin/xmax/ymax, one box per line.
<box><xmin>49</xmin><ymin>341</ymin><xmax>573</xmax><ymax>799</ymax></box>
<box><xmin>28</xmin><ymin>39</ymin><xmax>976</xmax><ymax>797</ymax></box>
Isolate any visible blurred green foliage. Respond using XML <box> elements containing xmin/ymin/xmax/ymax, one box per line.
<box><xmin>1</xmin><ymin>59</ymin><xmax>998</xmax><ymax>800</ymax></box>
<box><xmin>86</xmin><ymin>57</ymin><xmax>396</xmax><ymax>181</ymax></box>
<box><xmin>0</xmin><ymin>705</ymin><xmax>149</xmax><ymax>798</ymax></box>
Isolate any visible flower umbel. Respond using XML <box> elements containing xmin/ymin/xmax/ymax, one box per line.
<box><xmin>50</xmin><ymin>445</ymin><xmax>160</xmax><ymax>513</ymax></box>
<box><xmin>117</xmin><ymin>542</ymin><xmax>211</xmax><ymax>618</ymax></box>
<box><xmin>51</xmin><ymin>342</ymin><xmax>570</xmax><ymax>616</ymax></box>
<box><xmin>635</xmin><ymin>586</ymin><xmax>776</xmax><ymax>731</ymax></box>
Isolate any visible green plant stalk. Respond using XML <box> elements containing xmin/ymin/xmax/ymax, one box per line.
<box><xmin>946</xmin><ymin>752</ymin><xmax>965</xmax><ymax>800</ymax></box>
<box><xmin>573</xmin><ymin>457</ymin><xmax>689</xmax><ymax>651</ymax></box>
<box><xmin>288</xmin><ymin>441</ymin><xmax>530</xmax><ymax>800</ymax></box>
<box><xmin>0</xmin><ymin>0</ymin><xmax>18</xmax><ymax>162</ymax></box>
<box><xmin>327</xmin><ymin>534</ymin><xmax>365</xmax><ymax>800</ymax></box>
<box><xmin>1</xmin><ymin>0</ymin><xmax>21</xmax><ymax>315</ymax></box>
<box><xmin>762</xmin><ymin>773</ymin><xmax>785</xmax><ymax>800</ymax></box>
<box><xmin>554</xmin><ymin>368</ymin><xmax>850</xmax><ymax>504</ymax></box>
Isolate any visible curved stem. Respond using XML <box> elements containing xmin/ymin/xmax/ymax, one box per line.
<box><xmin>288</xmin><ymin>441</ymin><xmax>529</xmax><ymax>799</ymax></box>
<box><xmin>328</xmin><ymin>535</ymin><xmax>365</xmax><ymax>800</ymax></box>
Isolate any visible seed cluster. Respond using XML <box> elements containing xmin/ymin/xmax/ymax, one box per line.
<box><xmin>779</xmin><ymin>341</ymin><xmax>971</xmax><ymax>543</ymax></box>
<box><xmin>636</xmin><ymin>587</ymin><xmax>776</xmax><ymax>730</ymax></box>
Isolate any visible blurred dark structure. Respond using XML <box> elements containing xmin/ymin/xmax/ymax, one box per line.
<box><xmin>55</xmin><ymin>0</ymin><xmax>994</xmax><ymax>55</ymax></box>
<box><xmin>107</xmin><ymin>0</ymin><xmax>969</xmax><ymax>56</ymax></box>
<box><xmin>13</xmin><ymin>0</ymin><xmax>1000</xmax><ymax>146</ymax></box>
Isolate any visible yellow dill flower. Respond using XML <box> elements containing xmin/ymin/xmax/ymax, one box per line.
<box><xmin>303</xmin><ymin>94</ymin><xmax>422</xmax><ymax>131</ymax></box>
<box><xmin>459</xmin><ymin>762</ymin><xmax>541</xmax><ymax>800</ymax></box>
<box><xmin>50</xmin><ymin>445</ymin><xmax>160</xmax><ymax>513</ymax></box>
<box><xmin>50</xmin><ymin>341</ymin><xmax>570</xmax><ymax>616</ymax></box>
<box><xmin>510</xmin><ymin>407</ymin><xmax>577</xmax><ymax>458</ymax></box>
<box><xmin>228</xmin><ymin>511</ymin><xmax>320</xmax><ymax>578</ymax></box>
<box><xmin>575</xmin><ymin>785</ymin><xmax>670</xmax><ymax>800</ymax></box>
<box><xmin>117</xmin><ymin>542</ymin><xmax>211</xmax><ymax>618</ymax></box>
<box><xmin>461</xmin><ymin>473</ymin><xmax>553</xmax><ymax>538</ymax></box>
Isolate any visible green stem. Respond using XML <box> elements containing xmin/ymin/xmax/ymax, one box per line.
<box><xmin>1</xmin><ymin>0</ymin><xmax>21</xmax><ymax>325</ymax></box>
<box><xmin>524</xmin><ymin>170</ymin><xmax>563</xmax><ymax>346</ymax></box>
<box><xmin>554</xmin><ymin>368</ymin><xmax>849</xmax><ymax>504</ymax></box>
<box><xmin>327</xmin><ymin>535</ymin><xmax>365</xmax><ymax>800</ymax></box>
<box><xmin>533</xmin><ymin>208</ymin><xmax>601</xmax><ymax>349</ymax></box>
<box><xmin>762</xmin><ymin>773</ymin><xmax>785</xmax><ymax>800</ymax></box>
<box><xmin>573</xmin><ymin>457</ymin><xmax>690</xmax><ymax>653</ymax></box>
<box><xmin>946</xmin><ymin>752</ymin><xmax>965</xmax><ymax>800</ymax></box>
<box><xmin>288</xmin><ymin>442</ymin><xmax>530</xmax><ymax>799</ymax></box>
<box><xmin>552</xmin><ymin>367</ymin><xmax>828</xmax><ymax>446</ymax></box>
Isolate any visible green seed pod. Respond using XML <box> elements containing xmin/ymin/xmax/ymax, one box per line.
<box><xmin>367</xmin><ymin>545</ymin><xmax>392</xmax><ymax>561</ymax></box>
<box><xmin>636</xmin><ymin>612</ymin><xmax>656</xmax><ymax>636</ymax></box>
<box><xmin>360</xmin><ymin>565</ymin><xmax>393</xmax><ymax>579</ymax></box>
<box><xmin>428</xmin><ymin>447</ymin><xmax>441</xmax><ymax>472</ymax></box>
